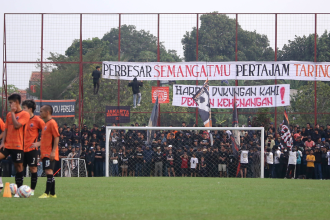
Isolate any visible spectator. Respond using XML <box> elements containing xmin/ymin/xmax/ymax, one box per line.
<box><xmin>313</xmin><ymin>129</ymin><xmax>321</xmax><ymax>142</ymax></box>
<box><xmin>59</xmin><ymin>134</ymin><xmax>67</xmax><ymax>147</ymax></box>
<box><xmin>314</xmin><ymin>147</ymin><xmax>322</xmax><ymax>179</ymax></box>
<box><xmin>306</xmin><ymin>149</ymin><xmax>315</xmax><ymax>179</ymax></box>
<box><xmin>153</xmin><ymin>147</ymin><xmax>163</xmax><ymax>177</ymax></box>
<box><xmin>92</xmin><ymin>66</ymin><xmax>101</xmax><ymax>95</ymax></box>
<box><xmin>128</xmin><ymin>148</ymin><xmax>136</xmax><ymax>177</ymax></box>
<box><xmin>326</xmin><ymin>148</ymin><xmax>330</xmax><ymax>179</ymax></box>
<box><xmin>240</xmin><ymin>146</ymin><xmax>249</xmax><ymax>178</ymax></box>
<box><xmin>135</xmin><ymin>147</ymin><xmax>144</xmax><ymax>177</ymax></box>
<box><xmin>143</xmin><ymin>146</ymin><xmax>153</xmax><ymax>177</ymax></box>
<box><xmin>91</xmin><ymin>124</ymin><xmax>102</xmax><ymax>140</ymax></box>
<box><xmin>199</xmin><ymin>156</ymin><xmax>207</xmax><ymax>177</ymax></box>
<box><xmin>72</xmin><ymin>127</ymin><xmax>81</xmax><ymax>141</ymax></box>
<box><xmin>90</xmin><ymin>133</ymin><xmax>100</xmax><ymax>145</ymax></box>
<box><xmin>180</xmin><ymin>152</ymin><xmax>189</xmax><ymax>177</ymax></box>
<box><xmin>265</xmin><ymin>135</ymin><xmax>275</xmax><ymax>150</ymax></box>
<box><xmin>86</xmin><ymin>147</ymin><xmax>95</xmax><ymax>177</ymax></box>
<box><xmin>81</xmin><ymin>125</ymin><xmax>91</xmax><ymax>140</ymax></box>
<box><xmin>218</xmin><ymin>146</ymin><xmax>227</xmax><ymax>177</ymax></box>
<box><xmin>286</xmin><ymin>147</ymin><xmax>297</xmax><ymax>179</ymax></box>
<box><xmin>274</xmin><ymin>146</ymin><xmax>281</xmax><ymax>178</ymax></box>
<box><xmin>167</xmin><ymin>150</ymin><xmax>175</xmax><ymax>177</ymax></box>
<box><xmin>304</xmin><ymin>136</ymin><xmax>315</xmax><ymax>149</ymax></box>
<box><xmin>73</xmin><ymin>138</ymin><xmax>81</xmax><ymax>151</ymax></box>
<box><xmin>63</xmin><ymin>126</ymin><xmax>73</xmax><ymax>144</ymax></box>
<box><xmin>265</xmin><ymin>148</ymin><xmax>273</xmax><ymax>178</ymax></box>
<box><xmin>295</xmin><ymin>146</ymin><xmax>303</xmax><ymax>178</ymax></box>
<box><xmin>190</xmin><ymin>154</ymin><xmax>198</xmax><ymax>177</ymax></box>
<box><xmin>128</xmin><ymin>77</ymin><xmax>143</xmax><ymax>108</ymax></box>
<box><xmin>110</xmin><ymin>148</ymin><xmax>119</xmax><ymax>177</ymax></box>
<box><xmin>94</xmin><ymin>145</ymin><xmax>103</xmax><ymax>177</ymax></box>
<box><xmin>68</xmin><ymin>147</ymin><xmax>79</xmax><ymax>177</ymax></box>
<box><xmin>252</xmin><ymin>147</ymin><xmax>260</xmax><ymax>178</ymax></box>
<box><xmin>121</xmin><ymin>151</ymin><xmax>129</xmax><ymax>177</ymax></box>
<box><xmin>321</xmin><ymin>147</ymin><xmax>327</xmax><ymax>179</ymax></box>
<box><xmin>280</xmin><ymin>148</ymin><xmax>289</xmax><ymax>178</ymax></box>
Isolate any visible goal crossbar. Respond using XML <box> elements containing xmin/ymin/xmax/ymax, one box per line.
<box><xmin>105</xmin><ymin>126</ymin><xmax>265</xmax><ymax>178</ymax></box>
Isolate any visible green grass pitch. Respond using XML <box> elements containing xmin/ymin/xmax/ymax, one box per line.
<box><xmin>1</xmin><ymin>177</ymin><xmax>329</xmax><ymax>220</ymax></box>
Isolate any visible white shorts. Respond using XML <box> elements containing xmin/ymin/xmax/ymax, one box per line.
<box><xmin>218</xmin><ymin>164</ymin><xmax>226</xmax><ymax>172</ymax></box>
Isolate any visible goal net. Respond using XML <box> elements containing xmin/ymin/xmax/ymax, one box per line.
<box><xmin>105</xmin><ymin>126</ymin><xmax>265</xmax><ymax>178</ymax></box>
<box><xmin>61</xmin><ymin>158</ymin><xmax>87</xmax><ymax>177</ymax></box>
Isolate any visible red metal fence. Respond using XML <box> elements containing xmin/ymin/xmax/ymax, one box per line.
<box><xmin>2</xmin><ymin>13</ymin><xmax>330</xmax><ymax>129</ymax></box>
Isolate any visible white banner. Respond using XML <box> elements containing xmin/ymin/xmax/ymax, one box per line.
<box><xmin>173</xmin><ymin>84</ymin><xmax>290</xmax><ymax>109</ymax></box>
<box><xmin>102</xmin><ymin>61</ymin><xmax>330</xmax><ymax>81</ymax></box>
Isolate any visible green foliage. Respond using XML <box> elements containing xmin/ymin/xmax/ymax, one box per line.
<box><xmin>182</xmin><ymin>13</ymin><xmax>275</xmax><ymax>62</ymax></box>
<box><xmin>37</xmin><ymin>25</ymin><xmax>184</xmax><ymax>127</ymax></box>
<box><xmin>277</xmin><ymin>31</ymin><xmax>330</xmax><ymax>62</ymax></box>
<box><xmin>0</xmin><ymin>85</ymin><xmax>20</xmax><ymax>114</ymax></box>
<box><xmin>251</xmin><ymin>108</ymin><xmax>272</xmax><ymax>129</ymax></box>
<box><xmin>290</xmin><ymin>81</ymin><xmax>330</xmax><ymax>126</ymax></box>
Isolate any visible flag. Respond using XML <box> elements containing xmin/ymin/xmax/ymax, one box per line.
<box><xmin>192</xmin><ymin>80</ymin><xmax>211</xmax><ymax>127</ymax></box>
<box><xmin>147</xmin><ymin>97</ymin><xmax>159</xmax><ymax>145</ymax></box>
<box><xmin>280</xmin><ymin>108</ymin><xmax>293</xmax><ymax>148</ymax></box>
<box><xmin>193</xmin><ymin>80</ymin><xmax>213</xmax><ymax>145</ymax></box>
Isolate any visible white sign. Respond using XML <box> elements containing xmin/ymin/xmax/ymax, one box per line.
<box><xmin>172</xmin><ymin>84</ymin><xmax>290</xmax><ymax>109</ymax></box>
<box><xmin>102</xmin><ymin>61</ymin><xmax>330</xmax><ymax>81</ymax></box>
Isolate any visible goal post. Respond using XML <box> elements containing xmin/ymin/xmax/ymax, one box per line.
<box><xmin>105</xmin><ymin>126</ymin><xmax>265</xmax><ymax>178</ymax></box>
<box><xmin>61</xmin><ymin>158</ymin><xmax>87</xmax><ymax>177</ymax></box>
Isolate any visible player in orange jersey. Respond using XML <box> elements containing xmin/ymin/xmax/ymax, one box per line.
<box><xmin>0</xmin><ymin>94</ymin><xmax>30</xmax><ymax>197</ymax></box>
<box><xmin>0</xmin><ymin>117</ymin><xmax>5</xmax><ymax>139</ymax></box>
<box><xmin>0</xmin><ymin>117</ymin><xmax>5</xmax><ymax>192</ymax></box>
<box><xmin>36</xmin><ymin>105</ymin><xmax>60</xmax><ymax>198</ymax></box>
<box><xmin>22</xmin><ymin>100</ymin><xmax>45</xmax><ymax>196</ymax></box>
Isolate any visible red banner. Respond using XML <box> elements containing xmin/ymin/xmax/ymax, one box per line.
<box><xmin>152</xmin><ymin>87</ymin><xmax>169</xmax><ymax>103</ymax></box>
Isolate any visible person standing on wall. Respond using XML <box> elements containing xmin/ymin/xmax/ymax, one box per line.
<box><xmin>92</xmin><ymin>66</ymin><xmax>101</xmax><ymax>95</ymax></box>
<box><xmin>128</xmin><ymin>77</ymin><xmax>143</xmax><ymax>108</ymax></box>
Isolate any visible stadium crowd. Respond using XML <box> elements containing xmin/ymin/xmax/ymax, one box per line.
<box><xmin>1</xmin><ymin>121</ymin><xmax>330</xmax><ymax>179</ymax></box>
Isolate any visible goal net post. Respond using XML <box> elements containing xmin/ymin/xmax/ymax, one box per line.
<box><xmin>61</xmin><ymin>158</ymin><xmax>87</xmax><ymax>177</ymax></box>
<box><xmin>105</xmin><ymin>126</ymin><xmax>264</xmax><ymax>178</ymax></box>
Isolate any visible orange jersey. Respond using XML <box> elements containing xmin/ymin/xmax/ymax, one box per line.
<box><xmin>24</xmin><ymin>116</ymin><xmax>45</xmax><ymax>152</ymax></box>
<box><xmin>0</xmin><ymin>118</ymin><xmax>5</xmax><ymax>132</ymax></box>
<box><xmin>40</xmin><ymin>119</ymin><xmax>60</xmax><ymax>160</ymax></box>
<box><xmin>5</xmin><ymin>110</ymin><xmax>30</xmax><ymax>150</ymax></box>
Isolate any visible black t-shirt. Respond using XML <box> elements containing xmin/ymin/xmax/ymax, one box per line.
<box><xmin>154</xmin><ymin>152</ymin><xmax>163</xmax><ymax>162</ymax></box>
<box><xmin>122</xmin><ymin>155</ymin><xmax>129</xmax><ymax>165</ymax></box>
<box><xmin>219</xmin><ymin>151</ymin><xmax>228</xmax><ymax>164</ymax></box>
<box><xmin>80</xmin><ymin>152</ymin><xmax>86</xmax><ymax>160</ymax></box>
<box><xmin>200</xmin><ymin>160</ymin><xmax>207</xmax><ymax>169</ymax></box>
<box><xmin>167</xmin><ymin>154</ymin><xmax>174</xmax><ymax>165</ymax></box>
<box><xmin>95</xmin><ymin>150</ymin><xmax>103</xmax><ymax>161</ymax></box>
<box><xmin>92</xmin><ymin>70</ymin><xmax>101</xmax><ymax>80</ymax></box>
<box><xmin>135</xmin><ymin>151</ymin><xmax>144</xmax><ymax>163</ymax></box>
<box><xmin>59</xmin><ymin>151</ymin><xmax>68</xmax><ymax>157</ymax></box>
<box><xmin>200</xmin><ymin>139</ymin><xmax>210</xmax><ymax>146</ymax></box>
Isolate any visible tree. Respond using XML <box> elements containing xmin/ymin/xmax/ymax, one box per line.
<box><xmin>37</xmin><ymin>25</ymin><xmax>188</xmax><ymax>127</ymax></box>
<box><xmin>0</xmin><ymin>85</ymin><xmax>20</xmax><ymax>115</ymax></box>
<box><xmin>290</xmin><ymin>81</ymin><xmax>330</xmax><ymax>126</ymax></box>
<box><xmin>277</xmin><ymin>31</ymin><xmax>330</xmax><ymax>62</ymax></box>
<box><xmin>182</xmin><ymin>13</ymin><xmax>275</xmax><ymax>62</ymax></box>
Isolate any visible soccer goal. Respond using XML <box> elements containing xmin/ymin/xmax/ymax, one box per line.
<box><xmin>61</xmin><ymin>158</ymin><xmax>87</xmax><ymax>177</ymax></box>
<box><xmin>105</xmin><ymin>126</ymin><xmax>265</xmax><ymax>178</ymax></box>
